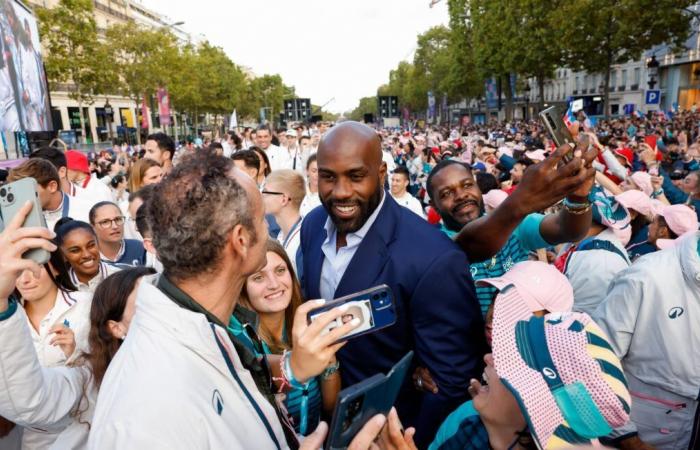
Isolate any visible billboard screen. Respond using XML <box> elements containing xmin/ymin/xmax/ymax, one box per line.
<box><xmin>0</xmin><ymin>0</ymin><xmax>52</xmax><ymax>132</ymax></box>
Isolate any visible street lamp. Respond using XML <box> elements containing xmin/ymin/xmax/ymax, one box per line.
<box><xmin>164</xmin><ymin>21</ymin><xmax>185</xmax><ymax>28</ymax></box>
<box><xmin>524</xmin><ymin>83</ymin><xmax>532</xmax><ymax>121</ymax></box>
<box><xmin>104</xmin><ymin>99</ymin><xmax>114</xmax><ymax>142</ymax></box>
<box><xmin>647</xmin><ymin>55</ymin><xmax>660</xmax><ymax>89</ymax></box>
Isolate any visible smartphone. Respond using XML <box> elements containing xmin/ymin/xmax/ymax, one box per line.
<box><xmin>644</xmin><ymin>135</ymin><xmax>658</xmax><ymax>151</ymax></box>
<box><xmin>307</xmin><ymin>285</ymin><xmax>396</xmax><ymax>343</ymax></box>
<box><xmin>539</xmin><ymin>106</ymin><xmax>575</xmax><ymax>163</ymax></box>
<box><xmin>0</xmin><ymin>178</ymin><xmax>50</xmax><ymax>265</ymax></box>
<box><xmin>325</xmin><ymin>351</ymin><xmax>413</xmax><ymax>450</ymax></box>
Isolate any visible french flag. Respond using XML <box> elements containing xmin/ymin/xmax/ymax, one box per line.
<box><xmin>563</xmin><ymin>105</ymin><xmax>575</xmax><ymax>128</ymax></box>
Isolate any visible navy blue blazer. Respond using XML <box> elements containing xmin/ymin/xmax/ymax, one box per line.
<box><xmin>299</xmin><ymin>194</ymin><xmax>486</xmax><ymax>447</ymax></box>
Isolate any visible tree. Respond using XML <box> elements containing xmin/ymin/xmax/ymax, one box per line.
<box><xmin>36</xmin><ymin>0</ymin><xmax>115</xmax><ymax>141</ymax></box>
<box><xmin>241</xmin><ymin>74</ymin><xmax>295</xmax><ymax>124</ymax></box>
<box><xmin>446</xmin><ymin>0</ymin><xmax>483</xmax><ymax>102</ymax></box>
<box><xmin>105</xmin><ymin>22</ymin><xmax>179</xmax><ymax>143</ymax></box>
<box><xmin>347</xmin><ymin>96</ymin><xmax>378</xmax><ymax>122</ymax></box>
<box><xmin>555</xmin><ymin>0</ymin><xmax>694</xmax><ymax>117</ymax></box>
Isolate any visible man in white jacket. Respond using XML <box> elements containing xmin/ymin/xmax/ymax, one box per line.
<box><xmin>594</xmin><ymin>231</ymin><xmax>700</xmax><ymax>450</ymax></box>
<box><xmin>87</xmin><ymin>152</ymin><xmax>369</xmax><ymax>449</ymax></box>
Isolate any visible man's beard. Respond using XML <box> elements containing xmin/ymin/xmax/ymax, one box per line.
<box><xmin>323</xmin><ymin>187</ymin><xmax>383</xmax><ymax>235</ymax></box>
<box><xmin>439</xmin><ymin>200</ymin><xmax>485</xmax><ymax>233</ymax></box>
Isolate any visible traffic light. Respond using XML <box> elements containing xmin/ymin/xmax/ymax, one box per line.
<box><xmin>377</xmin><ymin>96</ymin><xmax>399</xmax><ymax>118</ymax></box>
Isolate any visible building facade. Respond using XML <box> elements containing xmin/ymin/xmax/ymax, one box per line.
<box><xmin>26</xmin><ymin>0</ymin><xmax>193</xmax><ymax>145</ymax></box>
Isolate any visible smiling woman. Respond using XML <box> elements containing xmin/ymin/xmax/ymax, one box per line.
<box><xmin>233</xmin><ymin>239</ymin><xmax>340</xmax><ymax>436</ymax></box>
<box><xmin>54</xmin><ymin>217</ymin><xmax>123</xmax><ymax>293</ymax></box>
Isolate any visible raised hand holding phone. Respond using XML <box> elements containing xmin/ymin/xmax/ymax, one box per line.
<box><xmin>289</xmin><ymin>299</ymin><xmax>361</xmax><ymax>384</ymax></box>
<box><xmin>0</xmin><ymin>201</ymin><xmax>56</xmax><ymax>310</ymax></box>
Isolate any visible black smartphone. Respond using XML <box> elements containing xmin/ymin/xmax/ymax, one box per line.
<box><xmin>325</xmin><ymin>351</ymin><xmax>413</xmax><ymax>450</ymax></box>
<box><xmin>539</xmin><ymin>106</ymin><xmax>575</xmax><ymax>164</ymax></box>
<box><xmin>307</xmin><ymin>285</ymin><xmax>396</xmax><ymax>343</ymax></box>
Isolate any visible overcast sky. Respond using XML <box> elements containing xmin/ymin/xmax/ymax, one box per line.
<box><xmin>139</xmin><ymin>0</ymin><xmax>449</xmax><ymax>113</ymax></box>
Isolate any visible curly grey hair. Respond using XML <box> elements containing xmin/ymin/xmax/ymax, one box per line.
<box><xmin>147</xmin><ymin>152</ymin><xmax>256</xmax><ymax>281</ymax></box>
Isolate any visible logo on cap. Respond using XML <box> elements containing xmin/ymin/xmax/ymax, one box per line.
<box><xmin>668</xmin><ymin>307</ymin><xmax>684</xmax><ymax>319</ymax></box>
<box><xmin>542</xmin><ymin>367</ymin><xmax>557</xmax><ymax>379</ymax></box>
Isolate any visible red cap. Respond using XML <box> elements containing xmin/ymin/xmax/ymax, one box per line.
<box><xmin>614</xmin><ymin>147</ymin><xmax>634</xmax><ymax>167</ymax></box>
<box><xmin>66</xmin><ymin>150</ymin><xmax>90</xmax><ymax>174</ymax></box>
<box><xmin>431</xmin><ymin>147</ymin><xmax>440</xmax><ymax>155</ymax></box>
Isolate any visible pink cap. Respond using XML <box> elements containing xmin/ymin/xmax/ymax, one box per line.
<box><xmin>656</xmin><ymin>205</ymin><xmax>699</xmax><ymax>249</ymax></box>
<box><xmin>629</xmin><ymin>172</ymin><xmax>653</xmax><ymax>196</ymax></box>
<box><xmin>477</xmin><ymin>261</ymin><xmax>574</xmax><ymax>313</ymax></box>
<box><xmin>615</xmin><ymin>190</ymin><xmax>653</xmax><ymax>217</ymax></box>
<box><xmin>661</xmin><ymin>204</ymin><xmax>698</xmax><ymax>237</ymax></box>
<box><xmin>482</xmin><ymin>189</ymin><xmax>508</xmax><ymax>210</ymax></box>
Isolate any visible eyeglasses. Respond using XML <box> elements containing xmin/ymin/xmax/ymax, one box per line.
<box><xmin>96</xmin><ymin>216</ymin><xmax>125</xmax><ymax>229</ymax></box>
<box><xmin>261</xmin><ymin>190</ymin><xmax>286</xmax><ymax>196</ymax></box>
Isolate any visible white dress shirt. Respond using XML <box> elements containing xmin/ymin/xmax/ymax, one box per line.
<box><xmin>319</xmin><ymin>193</ymin><xmax>386</xmax><ymax>301</ymax></box>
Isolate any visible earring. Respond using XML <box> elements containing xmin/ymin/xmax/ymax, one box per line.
<box><xmin>120</xmin><ymin>335</ymin><xmax>126</xmax><ymax>340</ymax></box>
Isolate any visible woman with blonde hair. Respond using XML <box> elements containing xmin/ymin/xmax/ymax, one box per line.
<box><xmin>127</xmin><ymin>158</ymin><xmax>163</xmax><ymax>194</ymax></box>
<box><xmin>262</xmin><ymin>169</ymin><xmax>306</xmax><ymax>272</ymax></box>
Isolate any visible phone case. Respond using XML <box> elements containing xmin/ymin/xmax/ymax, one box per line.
<box><xmin>539</xmin><ymin>106</ymin><xmax>575</xmax><ymax>162</ymax></box>
<box><xmin>0</xmin><ymin>178</ymin><xmax>50</xmax><ymax>265</ymax></box>
<box><xmin>325</xmin><ymin>351</ymin><xmax>414</xmax><ymax>450</ymax></box>
<box><xmin>307</xmin><ymin>284</ymin><xmax>397</xmax><ymax>343</ymax></box>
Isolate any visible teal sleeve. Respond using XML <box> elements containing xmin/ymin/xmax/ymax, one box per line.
<box><xmin>429</xmin><ymin>401</ymin><xmax>478</xmax><ymax>450</ymax></box>
<box><xmin>513</xmin><ymin>213</ymin><xmax>549</xmax><ymax>251</ymax></box>
<box><xmin>0</xmin><ymin>297</ymin><xmax>18</xmax><ymax>321</ymax></box>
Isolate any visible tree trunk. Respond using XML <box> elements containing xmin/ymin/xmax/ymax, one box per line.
<box><xmin>134</xmin><ymin>95</ymin><xmax>142</xmax><ymax>145</ymax></box>
<box><xmin>172</xmin><ymin>103</ymin><xmax>179</xmax><ymax>143</ymax></box>
<box><xmin>604</xmin><ymin>60</ymin><xmax>612</xmax><ymax>120</ymax></box>
<box><xmin>194</xmin><ymin>108</ymin><xmax>199</xmax><ymax>137</ymax></box>
<box><xmin>537</xmin><ymin>75</ymin><xmax>545</xmax><ymax>113</ymax></box>
<box><xmin>506</xmin><ymin>74</ymin><xmax>516</xmax><ymax>121</ymax></box>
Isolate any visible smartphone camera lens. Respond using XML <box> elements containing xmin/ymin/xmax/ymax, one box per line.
<box><xmin>381</xmin><ymin>292</ymin><xmax>387</xmax><ymax>298</ymax></box>
<box><xmin>0</xmin><ymin>188</ymin><xmax>5</xmax><ymax>198</ymax></box>
<box><xmin>372</xmin><ymin>294</ymin><xmax>379</xmax><ymax>301</ymax></box>
<box><xmin>6</xmin><ymin>193</ymin><xmax>13</xmax><ymax>203</ymax></box>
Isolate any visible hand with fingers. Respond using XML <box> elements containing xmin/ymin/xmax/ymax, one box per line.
<box><xmin>50</xmin><ymin>324</ymin><xmax>76</xmax><ymax>358</ymax></box>
<box><xmin>509</xmin><ymin>133</ymin><xmax>597</xmax><ymax>213</ymax></box>
<box><xmin>0</xmin><ymin>201</ymin><xmax>57</xmax><ymax>312</ymax></box>
<box><xmin>289</xmin><ymin>299</ymin><xmax>361</xmax><ymax>384</ymax></box>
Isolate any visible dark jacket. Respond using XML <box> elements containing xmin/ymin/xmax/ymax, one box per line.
<box><xmin>299</xmin><ymin>195</ymin><xmax>486</xmax><ymax>448</ymax></box>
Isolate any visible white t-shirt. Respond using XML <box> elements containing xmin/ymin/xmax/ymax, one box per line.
<box><xmin>391</xmin><ymin>192</ymin><xmax>425</xmax><ymax>218</ymax></box>
<box><xmin>44</xmin><ymin>193</ymin><xmax>92</xmax><ymax>232</ymax></box>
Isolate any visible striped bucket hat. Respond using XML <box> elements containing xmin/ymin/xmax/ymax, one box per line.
<box><xmin>492</xmin><ymin>287</ymin><xmax>631</xmax><ymax>449</ymax></box>
<box><xmin>589</xmin><ymin>185</ymin><xmax>632</xmax><ymax>245</ymax></box>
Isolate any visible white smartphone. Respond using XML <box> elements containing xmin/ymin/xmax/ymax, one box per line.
<box><xmin>0</xmin><ymin>178</ymin><xmax>51</xmax><ymax>265</ymax></box>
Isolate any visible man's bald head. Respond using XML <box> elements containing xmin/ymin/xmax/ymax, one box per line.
<box><xmin>316</xmin><ymin>121</ymin><xmax>387</xmax><ymax>236</ymax></box>
<box><xmin>318</xmin><ymin>121</ymin><xmax>382</xmax><ymax>167</ymax></box>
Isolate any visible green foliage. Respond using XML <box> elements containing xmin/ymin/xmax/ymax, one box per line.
<box><xmin>36</xmin><ymin>0</ymin><xmax>114</xmax><ymax>104</ymax></box>
<box><xmin>241</xmin><ymin>74</ymin><xmax>295</xmax><ymax>121</ymax></box>
<box><xmin>347</xmin><ymin>96</ymin><xmax>379</xmax><ymax>121</ymax></box>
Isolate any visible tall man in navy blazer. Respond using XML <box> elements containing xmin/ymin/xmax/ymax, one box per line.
<box><xmin>298</xmin><ymin>122</ymin><xmax>486</xmax><ymax>447</ymax></box>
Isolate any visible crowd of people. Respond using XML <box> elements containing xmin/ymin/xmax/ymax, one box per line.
<box><xmin>0</xmin><ymin>108</ymin><xmax>697</xmax><ymax>449</ymax></box>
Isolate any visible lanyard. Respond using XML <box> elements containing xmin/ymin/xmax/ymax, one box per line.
<box><xmin>61</xmin><ymin>193</ymin><xmax>70</xmax><ymax>218</ymax></box>
<box><xmin>211</xmin><ymin>326</ymin><xmax>282</xmax><ymax>450</ymax></box>
<box><xmin>282</xmin><ymin>218</ymin><xmax>302</xmax><ymax>249</ymax></box>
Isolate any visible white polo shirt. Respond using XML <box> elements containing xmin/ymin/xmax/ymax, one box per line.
<box><xmin>391</xmin><ymin>192</ymin><xmax>425</xmax><ymax>218</ymax></box>
<box><xmin>22</xmin><ymin>289</ymin><xmax>92</xmax><ymax>368</ymax></box>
